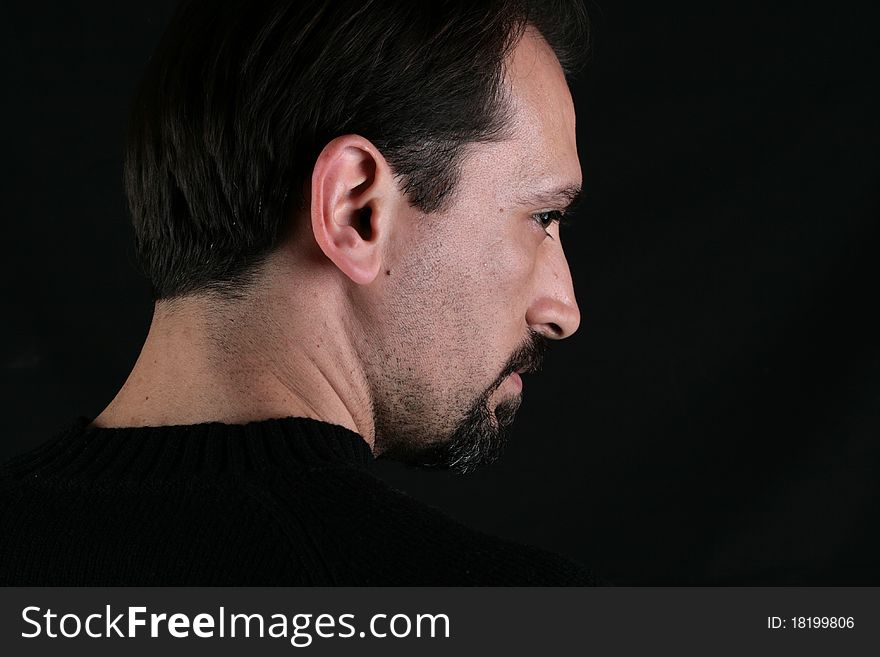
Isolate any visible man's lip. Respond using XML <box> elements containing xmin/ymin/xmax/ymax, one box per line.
<box><xmin>508</xmin><ymin>370</ymin><xmax>523</xmax><ymax>391</ymax></box>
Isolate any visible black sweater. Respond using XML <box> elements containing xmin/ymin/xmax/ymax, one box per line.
<box><xmin>0</xmin><ymin>416</ymin><xmax>596</xmax><ymax>585</ymax></box>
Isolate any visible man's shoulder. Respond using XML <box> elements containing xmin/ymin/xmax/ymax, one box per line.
<box><xmin>0</xmin><ymin>454</ymin><xmax>305</xmax><ymax>585</ymax></box>
<box><xmin>266</xmin><ymin>465</ymin><xmax>598</xmax><ymax>586</ymax></box>
<box><xmin>0</xmin><ymin>443</ymin><xmax>597</xmax><ymax>586</ymax></box>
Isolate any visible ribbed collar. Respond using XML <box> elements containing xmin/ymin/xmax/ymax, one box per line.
<box><xmin>9</xmin><ymin>416</ymin><xmax>374</xmax><ymax>482</ymax></box>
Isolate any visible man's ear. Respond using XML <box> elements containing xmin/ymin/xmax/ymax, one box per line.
<box><xmin>310</xmin><ymin>135</ymin><xmax>394</xmax><ymax>285</ymax></box>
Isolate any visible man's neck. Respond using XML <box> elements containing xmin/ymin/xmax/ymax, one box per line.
<box><xmin>92</xmin><ymin>291</ymin><xmax>376</xmax><ymax>448</ymax></box>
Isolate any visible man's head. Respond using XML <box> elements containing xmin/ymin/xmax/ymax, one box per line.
<box><xmin>126</xmin><ymin>0</ymin><xmax>587</xmax><ymax>472</ymax></box>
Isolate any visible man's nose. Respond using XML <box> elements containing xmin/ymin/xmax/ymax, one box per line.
<box><xmin>525</xmin><ymin>244</ymin><xmax>581</xmax><ymax>340</ymax></box>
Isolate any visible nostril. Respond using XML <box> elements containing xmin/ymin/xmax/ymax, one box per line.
<box><xmin>546</xmin><ymin>322</ymin><xmax>564</xmax><ymax>339</ymax></box>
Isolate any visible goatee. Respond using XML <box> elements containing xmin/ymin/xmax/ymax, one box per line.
<box><xmin>415</xmin><ymin>329</ymin><xmax>547</xmax><ymax>474</ymax></box>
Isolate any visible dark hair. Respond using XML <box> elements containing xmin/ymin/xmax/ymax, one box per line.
<box><xmin>125</xmin><ymin>0</ymin><xmax>588</xmax><ymax>300</ymax></box>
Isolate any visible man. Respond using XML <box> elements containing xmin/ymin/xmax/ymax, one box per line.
<box><xmin>1</xmin><ymin>0</ymin><xmax>594</xmax><ymax>585</ymax></box>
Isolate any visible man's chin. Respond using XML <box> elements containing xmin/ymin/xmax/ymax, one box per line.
<box><xmin>493</xmin><ymin>393</ymin><xmax>522</xmax><ymax>427</ymax></box>
<box><xmin>386</xmin><ymin>393</ymin><xmax>522</xmax><ymax>474</ymax></box>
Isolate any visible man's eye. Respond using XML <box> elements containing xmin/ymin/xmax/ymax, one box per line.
<box><xmin>532</xmin><ymin>210</ymin><xmax>566</xmax><ymax>231</ymax></box>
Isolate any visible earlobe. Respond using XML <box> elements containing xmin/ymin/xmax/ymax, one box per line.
<box><xmin>310</xmin><ymin>135</ymin><xmax>390</xmax><ymax>285</ymax></box>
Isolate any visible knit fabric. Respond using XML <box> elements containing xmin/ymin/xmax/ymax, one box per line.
<box><xmin>0</xmin><ymin>416</ymin><xmax>596</xmax><ymax>585</ymax></box>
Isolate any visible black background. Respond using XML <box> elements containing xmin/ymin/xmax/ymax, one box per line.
<box><xmin>2</xmin><ymin>1</ymin><xmax>878</xmax><ymax>584</ymax></box>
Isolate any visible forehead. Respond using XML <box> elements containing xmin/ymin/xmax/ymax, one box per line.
<box><xmin>443</xmin><ymin>29</ymin><xmax>582</xmax><ymax>213</ymax></box>
<box><xmin>431</xmin><ymin>29</ymin><xmax>582</xmax><ymax>220</ymax></box>
<box><xmin>501</xmin><ymin>28</ymin><xmax>581</xmax><ymax>193</ymax></box>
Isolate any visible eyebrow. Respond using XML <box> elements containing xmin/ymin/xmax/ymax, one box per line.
<box><xmin>515</xmin><ymin>183</ymin><xmax>583</xmax><ymax>210</ymax></box>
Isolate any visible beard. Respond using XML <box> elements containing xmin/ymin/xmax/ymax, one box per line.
<box><xmin>374</xmin><ymin>329</ymin><xmax>547</xmax><ymax>474</ymax></box>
